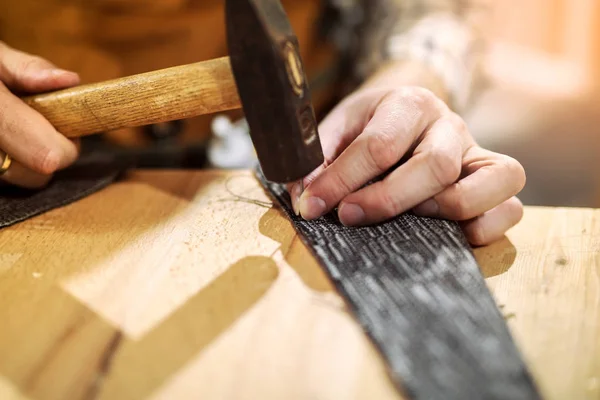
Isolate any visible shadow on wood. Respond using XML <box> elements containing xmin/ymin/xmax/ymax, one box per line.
<box><xmin>473</xmin><ymin>236</ymin><xmax>518</xmax><ymax>278</ymax></box>
<box><xmin>0</xmin><ymin>171</ymin><xmax>279</xmax><ymax>399</ymax></box>
<box><xmin>96</xmin><ymin>255</ymin><xmax>278</xmax><ymax>399</ymax></box>
<box><xmin>259</xmin><ymin>206</ymin><xmax>334</xmax><ymax>293</ymax></box>
<box><xmin>0</xmin><ymin>255</ymin><xmax>277</xmax><ymax>400</ymax></box>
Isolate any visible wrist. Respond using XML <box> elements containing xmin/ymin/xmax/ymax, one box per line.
<box><xmin>367</xmin><ymin>12</ymin><xmax>483</xmax><ymax>112</ymax></box>
<box><xmin>360</xmin><ymin>59</ymin><xmax>450</xmax><ymax>103</ymax></box>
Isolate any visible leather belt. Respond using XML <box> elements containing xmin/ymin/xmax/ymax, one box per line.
<box><xmin>256</xmin><ymin>168</ymin><xmax>541</xmax><ymax>400</ymax></box>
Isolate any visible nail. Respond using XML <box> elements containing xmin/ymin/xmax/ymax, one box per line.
<box><xmin>338</xmin><ymin>203</ymin><xmax>365</xmax><ymax>226</ymax></box>
<box><xmin>291</xmin><ymin>183</ymin><xmax>302</xmax><ymax>215</ymax></box>
<box><xmin>299</xmin><ymin>196</ymin><xmax>327</xmax><ymax>220</ymax></box>
<box><xmin>413</xmin><ymin>199</ymin><xmax>439</xmax><ymax>217</ymax></box>
<box><xmin>43</xmin><ymin>69</ymin><xmax>78</xmax><ymax>80</ymax></box>
<box><xmin>33</xmin><ymin>69</ymin><xmax>64</xmax><ymax>80</ymax></box>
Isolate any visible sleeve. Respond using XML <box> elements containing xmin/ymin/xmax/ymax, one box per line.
<box><xmin>323</xmin><ymin>0</ymin><xmax>490</xmax><ymax>112</ymax></box>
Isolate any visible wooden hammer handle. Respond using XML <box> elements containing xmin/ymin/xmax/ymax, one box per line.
<box><xmin>22</xmin><ymin>57</ymin><xmax>242</xmax><ymax>138</ymax></box>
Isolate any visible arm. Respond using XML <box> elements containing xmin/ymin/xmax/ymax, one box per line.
<box><xmin>321</xmin><ymin>0</ymin><xmax>488</xmax><ymax>110</ymax></box>
<box><xmin>360</xmin><ymin>59</ymin><xmax>449</xmax><ymax>102</ymax></box>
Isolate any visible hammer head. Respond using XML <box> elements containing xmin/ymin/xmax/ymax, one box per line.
<box><xmin>225</xmin><ymin>0</ymin><xmax>324</xmax><ymax>184</ymax></box>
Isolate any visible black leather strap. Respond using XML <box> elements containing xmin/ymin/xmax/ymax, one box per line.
<box><xmin>256</xmin><ymin>169</ymin><xmax>541</xmax><ymax>400</ymax></box>
<box><xmin>0</xmin><ymin>154</ymin><xmax>124</xmax><ymax>229</ymax></box>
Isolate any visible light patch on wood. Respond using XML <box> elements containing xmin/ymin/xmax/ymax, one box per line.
<box><xmin>60</xmin><ymin>173</ymin><xmax>281</xmax><ymax>339</ymax></box>
<box><xmin>0</xmin><ymin>254</ymin><xmax>23</xmax><ymax>274</ymax></box>
<box><xmin>0</xmin><ymin>375</ymin><xmax>30</xmax><ymax>400</ymax></box>
<box><xmin>147</xmin><ymin>254</ymin><xmax>395</xmax><ymax>400</ymax></box>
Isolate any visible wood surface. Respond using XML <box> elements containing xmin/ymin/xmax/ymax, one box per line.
<box><xmin>23</xmin><ymin>57</ymin><xmax>240</xmax><ymax>138</ymax></box>
<box><xmin>0</xmin><ymin>170</ymin><xmax>598</xmax><ymax>400</ymax></box>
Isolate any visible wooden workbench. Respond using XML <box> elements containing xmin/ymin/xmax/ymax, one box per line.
<box><xmin>0</xmin><ymin>170</ymin><xmax>598</xmax><ymax>400</ymax></box>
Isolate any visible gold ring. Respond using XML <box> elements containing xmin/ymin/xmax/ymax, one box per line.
<box><xmin>0</xmin><ymin>152</ymin><xmax>12</xmax><ymax>176</ymax></box>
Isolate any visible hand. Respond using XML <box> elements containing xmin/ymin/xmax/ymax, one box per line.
<box><xmin>289</xmin><ymin>86</ymin><xmax>526</xmax><ymax>246</ymax></box>
<box><xmin>0</xmin><ymin>41</ymin><xmax>81</xmax><ymax>189</ymax></box>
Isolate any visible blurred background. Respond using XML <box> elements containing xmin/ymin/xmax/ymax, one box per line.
<box><xmin>0</xmin><ymin>0</ymin><xmax>598</xmax><ymax>207</ymax></box>
<box><xmin>467</xmin><ymin>0</ymin><xmax>600</xmax><ymax>208</ymax></box>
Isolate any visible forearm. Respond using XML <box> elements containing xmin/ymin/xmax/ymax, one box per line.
<box><xmin>326</xmin><ymin>0</ymin><xmax>488</xmax><ymax>113</ymax></box>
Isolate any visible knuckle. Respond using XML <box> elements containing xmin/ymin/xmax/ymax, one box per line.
<box><xmin>32</xmin><ymin>147</ymin><xmax>61</xmax><ymax>175</ymax></box>
<box><xmin>333</xmin><ymin>173</ymin><xmax>354</xmax><ymax>197</ymax></box>
<box><xmin>322</xmin><ymin>170</ymin><xmax>355</xmax><ymax>203</ymax></box>
<box><xmin>365</xmin><ymin>131</ymin><xmax>399</xmax><ymax>171</ymax></box>
<box><xmin>373</xmin><ymin>178</ymin><xmax>408</xmax><ymax>219</ymax></box>
<box><xmin>425</xmin><ymin>146</ymin><xmax>461</xmax><ymax>187</ymax></box>
<box><xmin>467</xmin><ymin>223</ymin><xmax>488</xmax><ymax>246</ymax></box>
<box><xmin>410</xmin><ymin>87</ymin><xmax>436</xmax><ymax>104</ymax></box>
<box><xmin>447</xmin><ymin>112</ymin><xmax>469</xmax><ymax>136</ymax></box>
<box><xmin>506</xmin><ymin>196</ymin><xmax>525</xmax><ymax>223</ymax></box>
<box><xmin>378</xmin><ymin>184</ymin><xmax>402</xmax><ymax>219</ymax></box>
<box><xmin>447</xmin><ymin>190</ymin><xmax>471</xmax><ymax>220</ymax></box>
<box><xmin>21</xmin><ymin>56</ymin><xmax>45</xmax><ymax>73</ymax></box>
<box><xmin>387</xmin><ymin>86</ymin><xmax>438</xmax><ymax>111</ymax></box>
<box><xmin>513</xmin><ymin>202</ymin><xmax>524</xmax><ymax>224</ymax></box>
<box><xmin>500</xmin><ymin>155</ymin><xmax>526</xmax><ymax>192</ymax></box>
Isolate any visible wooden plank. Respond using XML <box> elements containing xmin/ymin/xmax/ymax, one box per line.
<box><xmin>0</xmin><ymin>170</ymin><xmax>598</xmax><ymax>399</ymax></box>
<box><xmin>474</xmin><ymin>206</ymin><xmax>600</xmax><ymax>400</ymax></box>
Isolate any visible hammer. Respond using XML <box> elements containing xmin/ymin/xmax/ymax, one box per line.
<box><xmin>20</xmin><ymin>0</ymin><xmax>324</xmax><ymax>184</ymax></box>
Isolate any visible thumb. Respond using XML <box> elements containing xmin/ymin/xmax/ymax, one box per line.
<box><xmin>0</xmin><ymin>41</ymin><xmax>79</xmax><ymax>93</ymax></box>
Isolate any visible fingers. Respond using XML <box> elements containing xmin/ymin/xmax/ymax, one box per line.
<box><xmin>316</xmin><ymin>88</ymin><xmax>386</xmax><ymax>164</ymax></box>
<box><xmin>460</xmin><ymin>197</ymin><xmax>524</xmax><ymax>246</ymax></box>
<box><xmin>413</xmin><ymin>147</ymin><xmax>526</xmax><ymax>221</ymax></box>
<box><xmin>0</xmin><ymin>42</ymin><xmax>81</xmax><ymax>189</ymax></box>
<box><xmin>0</xmin><ymin>41</ymin><xmax>80</xmax><ymax>93</ymax></box>
<box><xmin>0</xmin><ymin>158</ymin><xmax>53</xmax><ymax>189</ymax></box>
<box><xmin>288</xmin><ymin>88</ymin><xmax>399</xmax><ymax>213</ymax></box>
<box><xmin>336</xmin><ymin>114</ymin><xmax>463</xmax><ymax>226</ymax></box>
<box><xmin>298</xmin><ymin>88</ymin><xmax>444</xmax><ymax>220</ymax></box>
<box><xmin>0</xmin><ymin>84</ymin><xmax>80</xmax><ymax>175</ymax></box>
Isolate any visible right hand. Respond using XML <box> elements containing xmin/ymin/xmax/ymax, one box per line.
<box><xmin>0</xmin><ymin>41</ymin><xmax>81</xmax><ymax>189</ymax></box>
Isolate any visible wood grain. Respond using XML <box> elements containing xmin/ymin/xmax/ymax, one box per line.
<box><xmin>474</xmin><ymin>207</ymin><xmax>600</xmax><ymax>400</ymax></box>
<box><xmin>22</xmin><ymin>57</ymin><xmax>241</xmax><ymax>138</ymax></box>
<box><xmin>0</xmin><ymin>170</ymin><xmax>597</xmax><ymax>400</ymax></box>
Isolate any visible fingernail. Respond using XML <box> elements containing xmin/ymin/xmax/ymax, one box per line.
<box><xmin>291</xmin><ymin>183</ymin><xmax>302</xmax><ymax>215</ymax></box>
<box><xmin>50</xmin><ymin>68</ymin><xmax>73</xmax><ymax>76</ymax></box>
<box><xmin>413</xmin><ymin>199</ymin><xmax>439</xmax><ymax>216</ymax></box>
<box><xmin>33</xmin><ymin>69</ymin><xmax>62</xmax><ymax>80</ymax></box>
<box><xmin>338</xmin><ymin>203</ymin><xmax>365</xmax><ymax>226</ymax></box>
<box><xmin>299</xmin><ymin>196</ymin><xmax>327</xmax><ymax>220</ymax></box>
<box><xmin>39</xmin><ymin>69</ymin><xmax>76</xmax><ymax>80</ymax></box>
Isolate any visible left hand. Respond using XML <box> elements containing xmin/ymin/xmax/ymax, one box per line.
<box><xmin>289</xmin><ymin>86</ymin><xmax>526</xmax><ymax>246</ymax></box>
<box><xmin>0</xmin><ymin>41</ymin><xmax>81</xmax><ymax>189</ymax></box>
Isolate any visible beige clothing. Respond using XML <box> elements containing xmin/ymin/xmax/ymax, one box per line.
<box><xmin>321</xmin><ymin>0</ymin><xmax>488</xmax><ymax>111</ymax></box>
